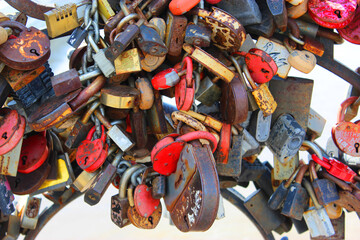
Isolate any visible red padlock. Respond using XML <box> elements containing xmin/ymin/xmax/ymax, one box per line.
<box><xmin>206</xmin><ymin>0</ymin><xmax>222</xmax><ymax>3</ymax></box>
<box><xmin>338</xmin><ymin>7</ymin><xmax>360</xmax><ymax>45</ymax></box>
<box><xmin>169</xmin><ymin>0</ymin><xmax>201</xmax><ymax>15</ymax></box>
<box><xmin>0</xmin><ymin>109</ymin><xmax>26</xmax><ymax>155</ymax></box>
<box><xmin>311</xmin><ymin>154</ymin><xmax>358</xmax><ymax>183</ymax></box>
<box><xmin>151</xmin><ymin>131</ymin><xmax>217</xmax><ymax>176</ymax></box>
<box><xmin>308</xmin><ymin>0</ymin><xmax>357</xmax><ymax>29</ymax></box>
<box><xmin>332</xmin><ymin>96</ymin><xmax>360</xmax><ymax>157</ymax></box>
<box><xmin>175</xmin><ymin>57</ymin><xmax>195</xmax><ymax>111</ymax></box>
<box><xmin>76</xmin><ymin>125</ymin><xmax>109</xmax><ymax>173</ymax></box>
<box><xmin>17</xmin><ymin>132</ymin><xmax>49</xmax><ymax>174</ymax></box>
<box><xmin>151</xmin><ymin>68</ymin><xmax>180</xmax><ymax>90</ymax></box>
<box><xmin>233</xmin><ymin>48</ymin><xmax>277</xmax><ymax>84</ymax></box>
<box><xmin>134</xmin><ymin>168</ymin><xmax>160</xmax><ymax>218</ymax></box>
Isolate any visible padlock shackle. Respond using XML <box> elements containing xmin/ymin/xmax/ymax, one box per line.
<box><xmin>115</xmin><ymin>13</ymin><xmax>140</xmax><ymax>34</ymax></box>
<box><xmin>284</xmin><ymin>163</ymin><xmax>303</xmax><ymax>188</ymax></box>
<box><xmin>81</xmin><ymin>101</ymin><xmax>100</xmax><ymax>124</ymax></box>
<box><xmin>180</xmin><ymin>57</ymin><xmax>193</xmax><ymax>87</ymax></box>
<box><xmin>294</xmin><ymin>164</ymin><xmax>308</xmax><ymax>184</ymax></box>
<box><xmin>119</xmin><ymin>164</ymin><xmax>145</xmax><ymax>198</ymax></box>
<box><xmin>0</xmin><ymin>20</ymin><xmax>28</xmax><ymax>33</ymax></box>
<box><xmin>302</xmin><ymin>178</ymin><xmax>322</xmax><ymax>210</ymax></box>
<box><xmin>301</xmin><ymin>140</ymin><xmax>323</xmax><ymax>161</ymax></box>
<box><xmin>242</xmin><ymin>65</ymin><xmax>257</xmax><ymax>90</ymax></box>
<box><xmin>176</xmin><ymin>131</ymin><xmax>218</xmax><ymax>152</ymax></box>
<box><xmin>311</xmin><ymin>154</ymin><xmax>331</xmax><ymax>170</ymax></box>
<box><xmin>85</xmin><ymin>126</ymin><xmax>96</xmax><ymax>141</ymax></box>
<box><xmin>337</xmin><ymin>96</ymin><xmax>358</xmax><ymax>123</ymax></box>
<box><xmin>130</xmin><ymin>165</ymin><xmax>147</xmax><ymax>187</ymax></box>
<box><xmin>171</xmin><ymin>111</ymin><xmax>207</xmax><ymax>132</ymax></box>
<box><xmin>94</xmin><ymin>109</ymin><xmax>112</xmax><ymax>129</ymax></box>
<box><xmin>127</xmin><ymin>184</ymin><xmax>135</xmax><ymax>207</ymax></box>
<box><xmin>309</xmin><ymin>160</ymin><xmax>319</xmax><ymax>181</ymax></box>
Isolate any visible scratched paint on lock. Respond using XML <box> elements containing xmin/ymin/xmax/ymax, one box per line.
<box><xmin>333</xmin><ymin>122</ymin><xmax>360</xmax><ymax>157</ymax></box>
<box><xmin>256</xmin><ymin>36</ymin><xmax>290</xmax><ymax>78</ymax></box>
<box><xmin>187</xmin><ymin>189</ymin><xmax>202</xmax><ymax>226</ymax></box>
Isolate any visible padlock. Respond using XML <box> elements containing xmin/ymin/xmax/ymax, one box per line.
<box><xmin>269</xmin><ymin>75</ymin><xmax>313</xmax><ymax>131</ymax></box>
<box><xmin>44</xmin><ymin>3</ymin><xmax>79</xmax><ymax>38</ymax></box>
<box><xmin>289</xmin><ymin>32</ymin><xmax>325</xmax><ymax>57</ymax></box>
<box><xmin>113</xmin><ymin>48</ymin><xmax>142</xmax><ymax>76</ymax></box>
<box><xmin>267</xmin><ymin>114</ymin><xmax>305</xmax><ymax>163</ymax></box>
<box><xmin>309</xmin><ymin>160</ymin><xmax>339</xmax><ymax>206</ymax></box>
<box><xmin>302</xmin><ymin>179</ymin><xmax>335</xmax><ymax>238</ymax></box>
<box><xmin>246</xmin><ymin>0</ymin><xmax>276</xmax><ymax>38</ymax></box>
<box><xmin>0</xmin><ymin>108</ymin><xmax>26</xmax><ymax>156</ymax></box>
<box><xmin>244</xmin><ymin>189</ymin><xmax>287</xmax><ymax>234</ymax></box>
<box><xmin>332</xmin><ymin>97</ymin><xmax>360</xmax><ymax>157</ymax></box>
<box><xmin>241</xmin><ymin>128</ymin><xmax>261</xmax><ymax>158</ymax></box>
<box><xmin>310</xmin><ymin>212</ymin><xmax>344</xmax><ymax>240</ymax></box>
<box><xmin>147</xmin><ymin>90</ymin><xmax>168</xmax><ymax>134</ymax></box>
<box><xmin>233</xmin><ymin>48</ymin><xmax>278</xmax><ymax>84</ymax></box>
<box><xmin>169</xmin><ymin>0</ymin><xmax>200</xmax><ymax>15</ymax></box>
<box><xmin>149</xmin><ymin>17</ymin><xmax>166</xmax><ymax>40</ymax></box>
<box><xmin>87</xmin><ymin>33</ymin><xmax>116</xmax><ymax>78</ymax></box>
<box><xmin>242</xmin><ymin>65</ymin><xmax>277</xmax><ymax>117</ymax></box>
<box><xmin>284</xmin><ymin>38</ymin><xmax>316</xmax><ymax>74</ymax></box>
<box><xmin>31</xmin><ymin>153</ymin><xmax>75</xmax><ymax>195</ymax></box>
<box><xmin>184</xmin><ymin>22</ymin><xmax>211</xmax><ymax>47</ymax></box>
<box><xmin>266</xmin><ymin>0</ymin><xmax>287</xmax><ymax>32</ymax></box>
<box><xmin>308</xmin><ymin>0</ymin><xmax>357</xmax><ymax>29</ymax></box>
<box><xmin>151</xmin><ymin>175</ymin><xmax>165</xmax><ymax>199</ymax></box>
<box><xmin>67</xmin><ymin>21</ymin><xmax>92</xmax><ymax>49</ymax></box>
<box><xmin>111</xmin><ymin>164</ymin><xmax>144</xmax><ymax>228</ymax></box>
<box><xmin>127</xmin><ymin>183</ymin><xmax>162</xmax><ymax>229</ymax></box>
<box><xmin>0</xmin><ymin>176</ymin><xmax>15</xmax><ymax>216</ymax></box>
<box><xmin>65</xmin><ymin>101</ymin><xmax>99</xmax><ymax>149</ymax></box>
<box><xmin>84</xmin><ymin>152</ymin><xmax>124</xmax><ymax>205</ymax></box>
<box><xmin>248</xmin><ymin>110</ymin><xmax>272</xmax><ymax>143</ymax></box>
<box><xmin>273</xmin><ymin>151</ymin><xmax>299</xmax><ymax>181</ymax></box>
<box><xmin>256</xmin><ymin>36</ymin><xmax>291</xmax><ymax>78</ymax></box>
<box><xmin>130</xmin><ymin>106</ymin><xmax>148</xmax><ymax>152</ymax></box>
<box><xmin>100</xmin><ymin>83</ymin><xmax>140</xmax><ymax>109</ymax></box>
<box><xmin>165</xmin><ymin>141</ymin><xmax>220</xmax><ymax>232</ymax></box>
<box><xmin>134</xmin><ymin>168</ymin><xmax>161</xmax><ymax>218</ymax></box>
<box><xmin>183</xmin><ymin>44</ymin><xmax>235</xmax><ymax>83</ymax></box>
<box><xmin>94</xmin><ymin>109</ymin><xmax>135</xmax><ymax>152</ymax></box>
<box><xmin>307</xmin><ymin>108</ymin><xmax>326</xmax><ymax>141</ymax></box>
<box><xmin>28</xmin><ymin>73</ymin><xmax>105</xmax><ymax>129</ymax></box>
<box><xmin>135</xmin><ymin>77</ymin><xmax>154</xmax><ymax>111</ymax></box>
<box><xmin>281</xmin><ymin>164</ymin><xmax>309</xmax><ymax>220</ymax></box>
<box><xmin>338</xmin><ymin>7</ymin><xmax>360</xmax><ymax>45</ymax></box>
<box><xmin>4</xmin><ymin>214</ymin><xmax>20</xmax><ymax>240</ymax></box>
<box><xmin>195</xmin><ymin>75</ymin><xmax>222</xmax><ymax>107</ymax></box>
<box><xmin>268</xmin><ymin>164</ymin><xmax>302</xmax><ymax>210</ymax></box>
<box><xmin>181</xmin><ymin>110</ymin><xmax>223</xmax><ymax>132</ymax></box>
<box><xmin>140</xmin><ymin>49</ymin><xmax>166</xmax><ymax>72</ymax></box>
<box><xmin>98</xmin><ymin>0</ymin><xmax>115</xmax><ymax>23</ymax></box>
<box><xmin>18</xmin><ymin>132</ymin><xmax>49</xmax><ymax>174</ymax></box>
<box><xmin>20</xmin><ymin>197</ymin><xmax>40</xmax><ymax>230</ymax></box>
<box><xmin>215</xmin><ymin>123</ymin><xmax>231</xmax><ymax>164</ymax></box>
<box><xmin>323</xmin><ymin>202</ymin><xmax>342</xmax><ymax>220</ymax></box>
<box><xmin>151</xmin><ymin>61</ymin><xmax>189</xmax><ymax>90</ymax></box>
<box><xmin>216</xmin><ymin>0</ymin><xmax>262</xmax><ymax>26</ymax></box>
<box><xmin>76</xmin><ymin>125</ymin><xmax>109</xmax><ymax>173</ymax></box>
<box><xmin>151</xmin><ymin>131</ymin><xmax>217</xmax><ymax>176</ymax></box>
<box><xmin>165</xmin><ymin>11</ymin><xmax>187</xmax><ymax>58</ymax></box>
<box><xmin>0</xmin><ymin>21</ymin><xmax>50</xmax><ymax>71</ymax></box>
<box><xmin>6</xmin><ymin>156</ymin><xmax>51</xmax><ymax>195</ymax></box>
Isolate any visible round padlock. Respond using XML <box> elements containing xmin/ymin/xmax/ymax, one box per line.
<box><xmin>17</xmin><ymin>132</ymin><xmax>49</xmax><ymax>174</ymax></box>
<box><xmin>308</xmin><ymin>0</ymin><xmax>357</xmax><ymax>29</ymax></box>
<box><xmin>337</xmin><ymin>7</ymin><xmax>360</xmax><ymax>45</ymax></box>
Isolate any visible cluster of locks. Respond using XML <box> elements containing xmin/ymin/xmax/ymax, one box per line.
<box><xmin>0</xmin><ymin>0</ymin><xmax>359</xmax><ymax>239</ymax></box>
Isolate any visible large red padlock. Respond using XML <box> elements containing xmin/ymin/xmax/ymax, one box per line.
<box><xmin>332</xmin><ymin>96</ymin><xmax>360</xmax><ymax>157</ymax></box>
<box><xmin>338</xmin><ymin>7</ymin><xmax>360</xmax><ymax>45</ymax></box>
<box><xmin>175</xmin><ymin>57</ymin><xmax>195</xmax><ymax>111</ymax></box>
<box><xmin>169</xmin><ymin>0</ymin><xmax>201</xmax><ymax>15</ymax></box>
<box><xmin>76</xmin><ymin>125</ymin><xmax>109</xmax><ymax>173</ymax></box>
<box><xmin>308</xmin><ymin>0</ymin><xmax>357</xmax><ymax>29</ymax></box>
<box><xmin>233</xmin><ymin>48</ymin><xmax>277</xmax><ymax>84</ymax></box>
<box><xmin>151</xmin><ymin>131</ymin><xmax>218</xmax><ymax>176</ymax></box>
<box><xmin>151</xmin><ymin>68</ymin><xmax>180</xmax><ymax>90</ymax></box>
<box><xmin>17</xmin><ymin>132</ymin><xmax>49</xmax><ymax>174</ymax></box>
<box><xmin>311</xmin><ymin>154</ymin><xmax>358</xmax><ymax>183</ymax></box>
<box><xmin>0</xmin><ymin>108</ymin><xmax>26</xmax><ymax>155</ymax></box>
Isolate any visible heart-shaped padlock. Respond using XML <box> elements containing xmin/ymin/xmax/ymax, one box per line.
<box><xmin>134</xmin><ymin>168</ymin><xmax>160</xmax><ymax>218</ymax></box>
<box><xmin>332</xmin><ymin>96</ymin><xmax>360</xmax><ymax>157</ymax></box>
<box><xmin>308</xmin><ymin>0</ymin><xmax>357</xmax><ymax>29</ymax></box>
<box><xmin>76</xmin><ymin>125</ymin><xmax>109</xmax><ymax>173</ymax></box>
<box><xmin>17</xmin><ymin>132</ymin><xmax>49</xmax><ymax>174</ymax></box>
<box><xmin>284</xmin><ymin>38</ymin><xmax>316</xmax><ymax>74</ymax></box>
<box><xmin>151</xmin><ymin>131</ymin><xmax>218</xmax><ymax>176</ymax></box>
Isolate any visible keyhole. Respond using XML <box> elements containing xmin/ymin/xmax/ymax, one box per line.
<box><xmin>30</xmin><ymin>49</ymin><xmax>40</xmax><ymax>56</ymax></box>
<box><xmin>21</xmin><ymin>156</ymin><xmax>27</xmax><ymax>165</ymax></box>
<box><xmin>14</xmin><ymin>178</ymin><xmax>20</xmax><ymax>188</ymax></box>
<box><xmin>148</xmin><ymin>216</ymin><xmax>153</xmax><ymax>225</ymax></box>
<box><xmin>84</xmin><ymin>157</ymin><xmax>88</xmax><ymax>165</ymax></box>
<box><xmin>355</xmin><ymin>143</ymin><xmax>359</xmax><ymax>153</ymax></box>
<box><xmin>2</xmin><ymin>132</ymin><xmax>7</xmax><ymax>140</ymax></box>
<box><xmin>334</xmin><ymin>10</ymin><xmax>342</xmax><ymax>18</ymax></box>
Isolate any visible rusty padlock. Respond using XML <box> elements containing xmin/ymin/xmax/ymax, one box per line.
<box><xmin>0</xmin><ymin>21</ymin><xmax>50</xmax><ymax>70</ymax></box>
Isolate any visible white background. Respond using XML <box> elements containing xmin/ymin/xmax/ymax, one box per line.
<box><xmin>1</xmin><ymin>1</ymin><xmax>360</xmax><ymax>239</ymax></box>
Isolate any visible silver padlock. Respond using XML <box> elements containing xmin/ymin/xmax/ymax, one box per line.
<box><xmin>266</xmin><ymin>114</ymin><xmax>305</xmax><ymax>163</ymax></box>
<box><xmin>20</xmin><ymin>197</ymin><xmax>41</xmax><ymax>230</ymax></box>
<box><xmin>242</xmin><ymin>128</ymin><xmax>260</xmax><ymax>157</ymax></box>
<box><xmin>248</xmin><ymin>110</ymin><xmax>271</xmax><ymax>143</ymax></box>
